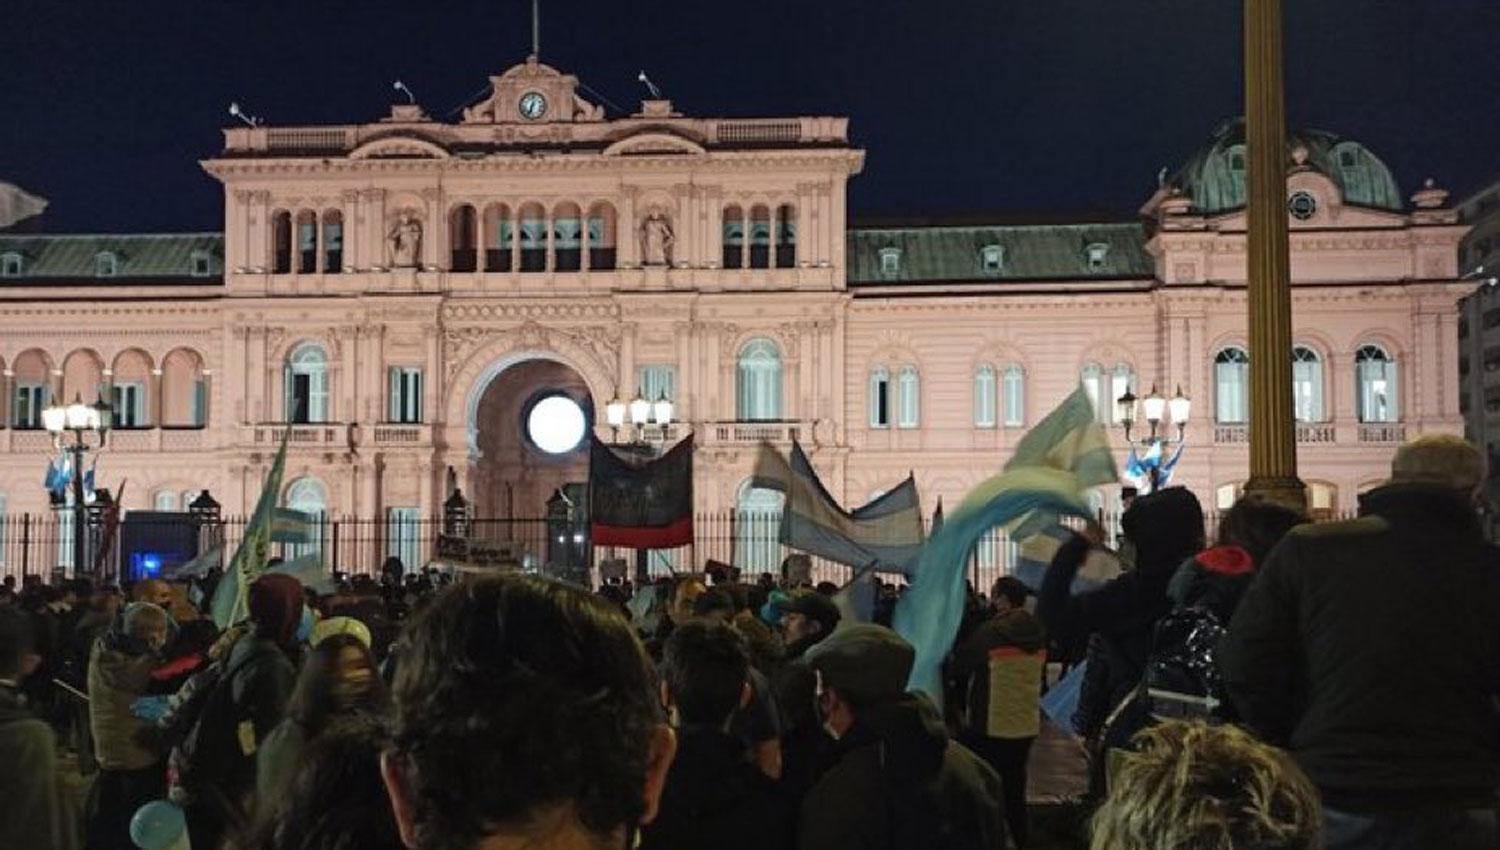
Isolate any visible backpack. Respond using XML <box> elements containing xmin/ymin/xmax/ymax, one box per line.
<box><xmin>1139</xmin><ymin>606</ymin><xmax>1231</xmax><ymax>723</ymax></box>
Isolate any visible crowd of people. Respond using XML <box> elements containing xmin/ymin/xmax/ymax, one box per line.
<box><xmin>0</xmin><ymin>433</ymin><xmax>1495</xmax><ymax>850</ymax></box>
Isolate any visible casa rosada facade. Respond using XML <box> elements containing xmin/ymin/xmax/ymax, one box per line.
<box><xmin>0</xmin><ymin>56</ymin><xmax>1473</xmax><ymax>567</ymax></box>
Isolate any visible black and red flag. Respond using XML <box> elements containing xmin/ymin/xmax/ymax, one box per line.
<box><xmin>589</xmin><ymin>434</ymin><xmax>694</xmax><ymax>548</ymax></box>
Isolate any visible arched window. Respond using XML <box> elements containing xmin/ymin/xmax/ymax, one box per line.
<box><xmin>775</xmin><ymin>204</ymin><xmax>797</xmax><ymax>268</ymax></box>
<box><xmin>1292</xmin><ymin>346</ymin><xmax>1323</xmax><ymax>423</ymax></box>
<box><xmin>518</xmin><ymin>203</ymin><xmax>547</xmax><ymax>272</ymax></box>
<box><xmin>1081</xmin><ymin>363</ymin><xmax>1106</xmax><ymax>423</ymax></box>
<box><xmin>736</xmin><ymin>338</ymin><xmax>782</xmax><ymax>422</ymax></box>
<box><xmin>722</xmin><ymin>205</ymin><xmax>746</xmax><ymax>269</ymax></box>
<box><xmin>110</xmin><ymin>349</ymin><xmax>153</xmax><ymax>429</ymax></box>
<box><xmin>897</xmin><ymin>366</ymin><xmax>920</xmax><ymax>428</ymax></box>
<box><xmin>552</xmin><ymin>202</ymin><xmax>582</xmax><ymax>272</ymax></box>
<box><xmin>735</xmin><ymin>481</ymin><xmax>785</xmax><ymax>572</ymax></box>
<box><xmin>482</xmin><ymin>203</ymin><xmax>513</xmax><ymax>272</ymax></box>
<box><xmin>287</xmin><ymin>343</ymin><xmax>329</xmax><ymax>423</ymax></box>
<box><xmin>161</xmin><ymin>348</ymin><xmax>206</xmax><ymax>427</ymax></box>
<box><xmin>1110</xmin><ymin>364</ymin><xmax>1136</xmax><ymax>425</ymax></box>
<box><xmin>284</xmin><ymin>477</ymin><xmax>328</xmax><ymax>561</ymax></box>
<box><xmin>1002</xmin><ymin>365</ymin><xmax>1025</xmax><ymax>427</ymax></box>
<box><xmin>1214</xmin><ymin>347</ymin><xmax>1249</xmax><ymax>424</ymax></box>
<box><xmin>11</xmin><ymin>349</ymin><xmax>51</xmax><ymax>429</ymax></box>
<box><xmin>154</xmin><ymin>491</ymin><xmax>179</xmax><ymax>511</ymax></box>
<box><xmin>295</xmin><ymin>210</ymin><xmax>318</xmax><ymax>273</ymax></box>
<box><xmin>748</xmin><ymin>205</ymin><xmax>772</xmax><ymax>269</ymax></box>
<box><xmin>321</xmin><ymin>210</ymin><xmax>343</xmax><ymax>273</ymax></box>
<box><xmin>587</xmin><ymin>202</ymin><xmax>617</xmax><ymax>271</ymax></box>
<box><xmin>449</xmin><ymin>204</ymin><xmax>478</xmax><ymax>272</ymax></box>
<box><xmin>1355</xmin><ymin>344</ymin><xmax>1398</xmax><ymax>423</ymax></box>
<box><xmin>1</xmin><ymin>252</ymin><xmax>22</xmax><ymax>277</ymax></box>
<box><xmin>94</xmin><ymin>251</ymin><xmax>118</xmax><ymax>278</ymax></box>
<box><xmin>973</xmin><ymin>365</ymin><xmax>996</xmax><ymax>428</ymax></box>
<box><xmin>980</xmin><ymin>244</ymin><xmax>1004</xmax><ymax>274</ymax></box>
<box><xmin>270</xmin><ymin>210</ymin><xmax>292</xmax><ymax>274</ymax></box>
<box><xmin>870</xmin><ymin>366</ymin><xmax>891</xmax><ymax>428</ymax></box>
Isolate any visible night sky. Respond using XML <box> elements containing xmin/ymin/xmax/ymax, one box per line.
<box><xmin>4</xmin><ymin>0</ymin><xmax>1499</xmax><ymax>233</ymax></box>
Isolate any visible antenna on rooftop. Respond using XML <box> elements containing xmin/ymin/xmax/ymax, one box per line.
<box><xmin>531</xmin><ymin>0</ymin><xmax>541</xmax><ymax>57</ymax></box>
<box><xmin>227</xmin><ymin>102</ymin><xmax>261</xmax><ymax>128</ymax></box>
<box><xmin>637</xmin><ymin>71</ymin><xmax>662</xmax><ymax>100</ymax></box>
<box><xmin>393</xmin><ymin>80</ymin><xmax>416</xmax><ymax>104</ymax></box>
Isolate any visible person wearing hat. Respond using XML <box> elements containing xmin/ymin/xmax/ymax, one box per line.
<box><xmin>772</xmin><ymin>588</ymin><xmax>842</xmax><ymax>801</ymax></box>
<box><xmin>1222</xmin><ymin>436</ymin><xmax>1500</xmax><ymax>849</ymax></box>
<box><xmin>799</xmin><ymin>624</ymin><xmax>1008</xmax><ymax>850</ymax></box>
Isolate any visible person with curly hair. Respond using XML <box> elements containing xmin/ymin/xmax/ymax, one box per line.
<box><xmin>379</xmin><ymin>574</ymin><xmax>676</xmax><ymax>850</ymax></box>
<box><xmin>1089</xmin><ymin>720</ymin><xmax>1322</xmax><ymax>850</ymax></box>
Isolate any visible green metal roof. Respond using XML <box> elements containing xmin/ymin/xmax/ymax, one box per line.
<box><xmin>846</xmin><ymin>222</ymin><xmax>1153</xmax><ymax>285</ymax></box>
<box><xmin>1167</xmin><ymin>118</ymin><xmax>1404</xmax><ymax>216</ymax></box>
<box><xmin>0</xmin><ymin>233</ymin><xmax>223</xmax><ymax>282</ymax></box>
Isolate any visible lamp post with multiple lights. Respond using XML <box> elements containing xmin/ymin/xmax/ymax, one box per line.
<box><xmin>41</xmin><ymin>394</ymin><xmax>112</xmax><ymax>574</ymax></box>
<box><xmin>604</xmin><ymin>388</ymin><xmax>675</xmax><ymax>582</ymax></box>
<box><xmin>1115</xmin><ymin>384</ymin><xmax>1191</xmax><ymax>493</ymax></box>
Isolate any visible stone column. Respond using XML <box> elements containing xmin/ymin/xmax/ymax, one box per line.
<box><xmin>1242</xmin><ymin>0</ymin><xmax>1305</xmax><ymax>508</ymax></box>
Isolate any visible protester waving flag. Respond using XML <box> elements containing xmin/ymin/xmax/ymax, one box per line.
<box><xmin>894</xmin><ymin>385</ymin><xmax>1118</xmax><ymax>705</ymax></box>
<box><xmin>210</xmin><ymin>422</ymin><xmax>293</xmax><ymax>627</ymax></box>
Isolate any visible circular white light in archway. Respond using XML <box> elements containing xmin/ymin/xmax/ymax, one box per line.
<box><xmin>527</xmin><ymin>395</ymin><xmax>587</xmax><ymax>455</ymax></box>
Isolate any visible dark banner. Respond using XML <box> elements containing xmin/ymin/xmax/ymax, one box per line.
<box><xmin>589</xmin><ymin>434</ymin><xmax>694</xmax><ymax>549</ymax></box>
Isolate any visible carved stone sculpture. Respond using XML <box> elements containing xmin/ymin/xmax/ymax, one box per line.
<box><xmin>387</xmin><ymin>212</ymin><xmax>423</xmax><ymax>268</ymax></box>
<box><xmin>640</xmin><ymin>207</ymin><xmax>675</xmax><ymax>266</ymax></box>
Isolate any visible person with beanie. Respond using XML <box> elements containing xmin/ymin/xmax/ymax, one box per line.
<box><xmin>1036</xmin><ymin>487</ymin><xmax>1205</xmax><ymax>757</ymax></box>
<box><xmin>181</xmin><ymin>573</ymin><xmax>302</xmax><ymax>849</ymax></box>
<box><xmin>799</xmin><ymin>624</ymin><xmax>1008</xmax><ymax>850</ymax></box>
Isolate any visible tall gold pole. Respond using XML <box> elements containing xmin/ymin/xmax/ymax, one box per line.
<box><xmin>1243</xmin><ymin>0</ymin><xmax>1305</xmax><ymax>508</ymax></box>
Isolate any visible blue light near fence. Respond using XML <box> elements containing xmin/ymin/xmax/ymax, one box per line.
<box><xmin>132</xmin><ymin>552</ymin><xmax>163</xmax><ymax>580</ymax></box>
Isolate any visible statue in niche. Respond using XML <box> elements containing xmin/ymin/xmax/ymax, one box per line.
<box><xmin>640</xmin><ymin>207</ymin><xmax>675</xmax><ymax>266</ymax></box>
<box><xmin>387</xmin><ymin>212</ymin><xmax>423</xmax><ymax>268</ymax></box>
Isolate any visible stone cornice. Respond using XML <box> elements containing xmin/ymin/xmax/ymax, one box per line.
<box><xmin>203</xmin><ymin>149</ymin><xmax>861</xmax><ymax>179</ymax></box>
<box><xmin>442</xmin><ymin>301</ymin><xmax>619</xmax><ymax>322</ymax></box>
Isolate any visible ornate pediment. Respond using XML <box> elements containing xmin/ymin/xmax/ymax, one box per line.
<box><xmin>349</xmin><ymin>135</ymin><xmax>450</xmax><ymax>160</ymax></box>
<box><xmin>462</xmin><ymin>55</ymin><xmax>604</xmax><ymax>125</ymax></box>
<box><xmin>602</xmin><ymin>131</ymin><xmax>707</xmax><ymax>157</ymax></box>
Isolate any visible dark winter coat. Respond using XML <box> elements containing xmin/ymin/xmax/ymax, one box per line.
<box><xmin>1166</xmin><ymin>545</ymin><xmax>1257</xmax><ymax>621</ymax></box>
<box><xmin>0</xmin><ymin>683</ymin><xmax>61</xmax><ymax>850</ymax></box>
<box><xmin>773</xmin><ymin>634</ymin><xmax>832</xmax><ymax>802</ymax></box>
<box><xmin>951</xmin><ymin>608</ymin><xmax>1047</xmax><ymax>740</ymax></box>
<box><xmin>639</xmin><ymin>726</ymin><xmax>793</xmax><ymax>850</ymax></box>
<box><xmin>798</xmin><ymin>692</ymin><xmax>1008</xmax><ymax>850</ymax></box>
<box><xmin>1220</xmin><ymin>483</ymin><xmax>1500</xmax><ymax>811</ymax></box>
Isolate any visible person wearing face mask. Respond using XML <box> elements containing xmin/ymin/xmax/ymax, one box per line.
<box><xmin>801</xmin><ymin>624</ymin><xmax>1008</xmax><ymax>850</ymax></box>
<box><xmin>256</xmin><ymin>617</ymin><xmax>388</xmax><ymax>803</ymax></box>
<box><xmin>85</xmin><ymin>600</ymin><xmax>174</xmax><ymax>850</ymax></box>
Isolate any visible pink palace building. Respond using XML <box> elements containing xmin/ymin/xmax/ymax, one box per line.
<box><xmin>0</xmin><ymin>55</ymin><xmax>1473</xmax><ymax>572</ymax></box>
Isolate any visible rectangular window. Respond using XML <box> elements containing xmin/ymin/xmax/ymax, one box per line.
<box><xmin>191</xmin><ymin>379</ymin><xmax>208</xmax><ymax>427</ymax></box>
<box><xmin>190</xmin><ymin>251</ymin><xmax>212</xmax><ymax>277</ymax></box>
<box><xmin>897</xmin><ymin>370</ymin><xmax>919</xmax><ymax>429</ymax></box>
<box><xmin>14</xmin><ymin>384</ymin><xmax>45</xmax><ymax>429</ymax></box>
<box><xmin>869</xmin><ymin>372</ymin><xmax>890</xmax><ymax>428</ymax></box>
<box><xmin>111</xmin><ymin>382</ymin><xmax>146</xmax><ymax>428</ymax></box>
<box><xmin>973</xmin><ymin>370</ymin><xmax>996</xmax><ymax>428</ymax></box>
<box><xmin>387</xmin><ymin>507</ymin><xmax>422</xmax><ymax>573</ymax></box>
<box><xmin>637</xmin><ymin>365</ymin><xmax>676</xmax><ymax>404</ymax></box>
<box><xmin>388</xmin><ymin>367</ymin><xmax>424</xmax><ymax>423</ymax></box>
<box><xmin>323</xmin><ymin>223</ymin><xmax>343</xmax><ymax>273</ymax></box>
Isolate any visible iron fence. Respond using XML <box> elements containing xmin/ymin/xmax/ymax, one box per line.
<box><xmin>0</xmin><ymin>506</ymin><xmax>1357</xmax><ymax>590</ymax></box>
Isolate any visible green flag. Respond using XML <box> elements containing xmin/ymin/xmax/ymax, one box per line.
<box><xmin>211</xmin><ymin>424</ymin><xmax>293</xmax><ymax>627</ymax></box>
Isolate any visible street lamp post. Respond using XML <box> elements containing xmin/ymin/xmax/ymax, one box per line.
<box><xmin>1116</xmin><ymin>385</ymin><xmax>1191</xmax><ymax>493</ymax></box>
<box><xmin>603</xmin><ymin>388</ymin><xmax>675</xmax><ymax>582</ymax></box>
<box><xmin>42</xmin><ymin>394</ymin><xmax>112</xmax><ymax>575</ymax></box>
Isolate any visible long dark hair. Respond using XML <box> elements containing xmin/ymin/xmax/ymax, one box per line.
<box><xmin>285</xmin><ymin>633</ymin><xmax>389</xmax><ymax>737</ymax></box>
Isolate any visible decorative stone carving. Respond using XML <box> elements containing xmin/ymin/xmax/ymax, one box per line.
<box><xmin>640</xmin><ymin>207</ymin><xmax>675</xmax><ymax>266</ymax></box>
<box><xmin>387</xmin><ymin>212</ymin><xmax>423</xmax><ymax>268</ymax></box>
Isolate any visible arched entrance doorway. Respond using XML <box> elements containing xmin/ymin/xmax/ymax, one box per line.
<box><xmin>468</xmin><ymin>357</ymin><xmax>595</xmax><ymax>521</ymax></box>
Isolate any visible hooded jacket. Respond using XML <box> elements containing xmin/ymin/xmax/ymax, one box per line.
<box><xmin>1166</xmin><ymin>545</ymin><xmax>1256</xmax><ymax>621</ymax></box>
<box><xmin>1221</xmin><ymin>483</ymin><xmax>1500</xmax><ymax>811</ymax></box>
<box><xmin>639</xmin><ymin>725</ymin><xmax>793</xmax><ymax>850</ymax></box>
<box><xmin>88</xmin><ymin>627</ymin><xmax>164</xmax><ymax>771</ymax></box>
<box><xmin>1037</xmin><ymin>488</ymin><xmax>1205</xmax><ymax>728</ymax></box>
<box><xmin>798</xmin><ymin>693</ymin><xmax>1007</xmax><ymax>850</ymax></box>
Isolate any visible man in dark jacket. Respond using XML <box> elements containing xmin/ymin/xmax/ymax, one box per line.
<box><xmin>1037</xmin><ymin>486</ymin><xmax>1205</xmax><ymax>751</ymax></box>
<box><xmin>772</xmin><ymin>588</ymin><xmax>840</xmax><ymax>800</ymax></box>
<box><xmin>800</xmin><ymin>624</ymin><xmax>1008</xmax><ymax>850</ymax></box>
<box><xmin>642</xmin><ymin>620</ymin><xmax>792</xmax><ymax>850</ymax></box>
<box><xmin>951</xmin><ymin>577</ymin><xmax>1046</xmax><ymax>847</ymax></box>
<box><xmin>0</xmin><ymin>604</ymin><xmax>62</xmax><ymax>850</ymax></box>
<box><xmin>1221</xmin><ymin>436</ymin><xmax>1500</xmax><ymax>850</ymax></box>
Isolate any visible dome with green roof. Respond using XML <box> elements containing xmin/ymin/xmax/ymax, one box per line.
<box><xmin>1165</xmin><ymin>118</ymin><xmax>1404</xmax><ymax>215</ymax></box>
